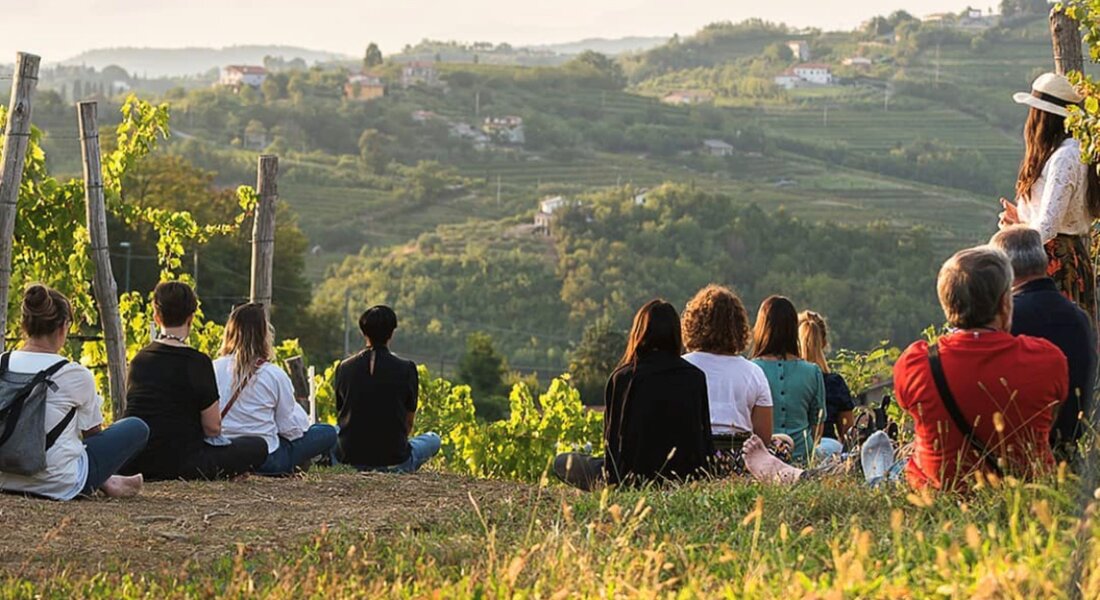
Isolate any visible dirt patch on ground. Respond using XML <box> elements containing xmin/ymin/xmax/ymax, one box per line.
<box><xmin>0</xmin><ymin>471</ymin><xmax>530</xmax><ymax>577</ymax></box>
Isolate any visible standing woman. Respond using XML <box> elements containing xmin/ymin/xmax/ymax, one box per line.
<box><xmin>1003</xmin><ymin>73</ymin><xmax>1100</xmax><ymax>319</ymax></box>
<box><xmin>798</xmin><ymin>311</ymin><xmax>854</xmax><ymax>459</ymax></box>
<box><xmin>553</xmin><ymin>300</ymin><xmax>714</xmax><ymax>490</ymax></box>
<box><xmin>751</xmin><ymin>296</ymin><xmax>825</xmax><ymax>466</ymax></box>
<box><xmin>214</xmin><ymin>303</ymin><xmax>337</xmax><ymax>476</ymax></box>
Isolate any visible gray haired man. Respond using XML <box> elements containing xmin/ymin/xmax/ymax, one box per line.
<box><xmin>990</xmin><ymin>225</ymin><xmax>1096</xmax><ymax>463</ymax></box>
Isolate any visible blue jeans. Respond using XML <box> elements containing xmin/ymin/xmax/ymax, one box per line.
<box><xmin>356</xmin><ymin>432</ymin><xmax>442</xmax><ymax>474</ymax></box>
<box><xmin>82</xmin><ymin>417</ymin><xmax>149</xmax><ymax>496</ymax></box>
<box><xmin>258</xmin><ymin>424</ymin><xmax>338</xmax><ymax>476</ymax></box>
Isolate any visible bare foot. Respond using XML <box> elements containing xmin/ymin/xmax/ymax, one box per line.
<box><xmin>101</xmin><ymin>474</ymin><xmax>143</xmax><ymax>498</ymax></box>
<box><xmin>743</xmin><ymin>435</ymin><xmax>804</xmax><ymax>485</ymax></box>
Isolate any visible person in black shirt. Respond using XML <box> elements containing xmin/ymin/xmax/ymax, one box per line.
<box><xmin>335</xmin><ymin>305</ymin><xmax>440</xmax><ymax>472</ymax></box>
<box><xmin>121</xmin><ymin>282</ymin><xmax>267</xmax><ymax>480</ymax></box>
<box><xmin>991</xmin><ymin>226</ymin><xmax>1097</xmax><ymax>464</ymax></box>
<box><xmin>554</xmin><ymin>300</ymin><xmax>714</xmax><ymax>490</ymax></box>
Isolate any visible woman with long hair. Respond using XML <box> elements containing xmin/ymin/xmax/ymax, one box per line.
<box><xmin>553</xmin><ymin>300</ymin><xmax>714</xmax><ymax>490</ymax></box>
<box><xmin>213</xmin><ymin>303</ymin><xmax>337</xmax><ymax>476</ymax></box>
<box><xmin>681</xmin><ymin>285</ymin><xmax>773</xmax><ymax>450</ymax></box>
<box><xmin>798</xmin><ymin>311</ymin><xmax>854</xmax><ymax>459</ymax></box>
<box><xmin>751</xmin><ymin>296</ymin><xmax>825</xmax><ymax>466</ymax></box>
<box><xmin>1002</xmin><ymin>73</ymin><xmax>1100</xmax><ymax>319</ymax></box>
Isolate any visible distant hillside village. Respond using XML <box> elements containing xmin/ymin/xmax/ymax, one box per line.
<box><xmin>658</xmin><ymin>5</ymin><xmax>1002</xmax><ymax>102</ymax></box>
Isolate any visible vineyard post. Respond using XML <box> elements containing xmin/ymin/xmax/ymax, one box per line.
<box><xmin>1050</xmin><ymin>6</ymin><xmax>1084</xmax><ymax>76</ymax></box>
<box><xmin>1050</xmin><ymin>9</ymin><xmax>1093</xmax><ymax>600</ymax></box>
<box><xmin>77</xmin><ymin>101</ymin><xmax>128</xmax><ymax>419</ymax></box>
<box><xmin>0</xmin><ymin>52</ymin><xmax>40</xmax><ymax>348</ymax></box>
<box><xmin>250</xmin><ymin>155</ymin><xmax>277</xmax><ymax>308</ymax></box>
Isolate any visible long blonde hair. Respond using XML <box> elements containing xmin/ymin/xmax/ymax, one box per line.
<box><xmin>797</xmin><ymin>310</ymin><xmax>830</xmax><ymax>374</ymax></box>
<box><xmin>219</xmin><ymin>303</ymin><xmax>274</xmax><ymax>398</ymax></box>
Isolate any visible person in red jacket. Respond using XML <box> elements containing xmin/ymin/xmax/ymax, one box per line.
<box><xmin>739</xmin><ymin>246</ymin><xmax>1068</xmax><ymax>493</ymax></box>
<box><xmin>893</xmin><ymin>246</ymin><xmax>1067</xmax><ymax>491</ymax></box>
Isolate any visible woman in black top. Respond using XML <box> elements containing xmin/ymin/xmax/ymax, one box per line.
<box><xmin>121</xmin><ymin>282</ymin><xmax>267</xmax><ymax>480</ymax></box>
<box><xmin>554</xmin><ymin>300</ymin><xmax>714</xmax><ymax>489</ymax></box>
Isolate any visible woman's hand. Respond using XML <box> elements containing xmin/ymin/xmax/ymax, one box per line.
<box><xmin>998</xmin><ymin>198</ymin><xmax>1020</xmax><ymax>228</ymax></box>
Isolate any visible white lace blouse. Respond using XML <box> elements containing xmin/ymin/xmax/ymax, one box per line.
<box><xmin>1016</xmin><ymin>137</ymin><xmax>1092</xmax><ymax>242</ymax></box>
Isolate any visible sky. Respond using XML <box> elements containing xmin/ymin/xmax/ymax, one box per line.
<box><xmin>1</xmin><ymin>0</ymin><xmax>991</xmax><ymax>61</ymax></box>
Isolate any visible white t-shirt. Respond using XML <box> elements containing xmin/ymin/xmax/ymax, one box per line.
<box><xmin>682</xmin><ymin>352</ymin><xmax>773</xmax><ymax>435</ymax></box>
<box><xmin>0</xmin><ymin>351</ymin><xmax>103</xmax><ymax>500</ymax></box>
<box><xmin>212</xmin><ymin>356</ymin><xmax>309</xmax><ymax>453</ymax></box>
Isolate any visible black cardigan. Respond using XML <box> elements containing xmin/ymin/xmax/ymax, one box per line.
<box><xmin>603</xmin><ymin>350</ymin><xmax>714</xmax><ymax>485</ymax></box>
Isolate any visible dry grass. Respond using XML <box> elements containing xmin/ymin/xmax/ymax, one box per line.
<box><xmin>0</xmin><ymin>470</ymin><xmax>530</xmax><ymax>578</ymax></box>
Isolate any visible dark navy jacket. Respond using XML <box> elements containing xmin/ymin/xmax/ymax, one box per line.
<box><xmin>1010</xmin><ymin>277</ymin><xmax>1096</xmax><ymax>455</ymax></box>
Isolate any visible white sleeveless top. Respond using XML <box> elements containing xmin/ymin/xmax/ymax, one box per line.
<box><xmin>1016</xmin><ymin>137</ymin><xmax>1091</xmax><ymax>242</ymax></box>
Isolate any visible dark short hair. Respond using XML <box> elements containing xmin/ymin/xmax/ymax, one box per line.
<box><xmin>750</xmin><ymin>296</ymin><xmax>800</xmax><ymax>359</ymax></box>
<box><xmin>359</xmin><ymin>305</ymin><xmax>397</xmax><ymax>345</ymax></box>
<box><xmin>21</xmin><ymin>284</ymin><xmax>72</xmax><ymax>338</ymax></box>
<box><xmin>153</xmin><ymin>281</ymin><xmax>198</xmax><ymax>327</ymax></box>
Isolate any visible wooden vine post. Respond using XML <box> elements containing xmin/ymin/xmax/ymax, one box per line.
<box><xmin>0</xmin><ymin>53</ymin><xmax>40</xmax><ymax>348</ymax></box>
<box><xmin>1051</xmin><ymin>6</ymin><xmax>1084</xmax><ymax>76</ymax></box>
<box><xmin>250</xmin><ymin>155</ymin><xmax>277</xmax><ymax>308</ymax></box>
<box><xmin>77</xmin><ymin>101</ymin><xmax>127</xmax><ymax>419</ymax></box>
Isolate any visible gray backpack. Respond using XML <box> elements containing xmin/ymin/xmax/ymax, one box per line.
<box><xmin>0</xmin><ymin>352</ymin><xmax>72</xmax><ymax>476</ymax></box>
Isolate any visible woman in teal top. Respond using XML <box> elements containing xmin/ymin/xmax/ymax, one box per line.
<box><xmin>750</xmin><ymin>296</ymin><xmax>825</xmax><ymax>464</ymax></box>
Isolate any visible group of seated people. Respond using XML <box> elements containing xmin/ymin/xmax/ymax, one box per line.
<box><xmin>555</xmin><ymin>225</ymin><xmax>1095</xmax><ymax>493</ymax></box>
<box><xmin>0</xmin><ymin>282</ymin><xmax>441</xmax><ymax>500</ymax></box>
<box><xmin>0</xmin><ymin>224</ymin><xmax>1092</xmax><ymax>500</ymax></box>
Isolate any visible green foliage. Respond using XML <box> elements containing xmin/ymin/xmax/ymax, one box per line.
<box><xmin>364</xmin><ymin>43</ymin><xmax>384</xmax><ymax>69</ymax></box>
<box><xmin>415</xmin><ymin>367</ymin><xmax>602</xmax><ymax>481</ymax></box>
<box><xmin>567</xmin><ymin>316</ymin><xmax>625</xmax><ymax>405</ymax></box>
<box><xmin>457</xmin><ymin>332</ymin><xmax>509</xmax><ymax>419</ymax></box>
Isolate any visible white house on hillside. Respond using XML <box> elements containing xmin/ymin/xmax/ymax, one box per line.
<box><xmin>401</xmin><ymin>61</ymin><xmax>441</xmax><ymax>88</ymax></box>
<box><xmin>219</xmin><ymin>65</ymin><xmax>267</xmax><ymax>89</ymax></box>
<box><xmin>483</xmin><ymin>116</ymin><xmax>525</xmax><ymax>145</ymax></box>
<box><xmin>793</xmin><ymin>64</ymin><xmax>833</xmax><ymax>84</ymax></box>
<box><xmin>702</xmin><ymin>139</ymin><xmax>734</xmax><ymax>157</ymax></box>
<box><xmin>534</xmin><ymin>195</ymin><xmax>576</xmax><ymax>235</ymax></box>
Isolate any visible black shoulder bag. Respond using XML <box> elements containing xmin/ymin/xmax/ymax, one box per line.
<box><xmin>927</xmin><ymin>344</ymin><xmax>1004</xmax><ymax>478</ymax></box>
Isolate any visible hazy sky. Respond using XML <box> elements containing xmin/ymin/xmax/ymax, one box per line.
<box><xmin>3</xmin><ymin>0</ymin><xmax>988</xmax><ymax>61</ymax></box>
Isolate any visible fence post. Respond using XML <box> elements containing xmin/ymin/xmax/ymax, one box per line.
<box><xmin>1050</xmin><ymin>6</ymin><xmax>1084</xmax><ymax>75</ymax></box>
<box><xmin>0</xmin><ymin>53</ymin><xmax>40</xmax><ymax>348</ymax></box>
<box><xmin>250</xmin><ymin>155</ymin><xmax>277</xmax><ymax>307</ymax></box>
<box><xmin>77</xmin><ymin>101</ymin><xmax>127</xmax><ymax>420</ymax></box>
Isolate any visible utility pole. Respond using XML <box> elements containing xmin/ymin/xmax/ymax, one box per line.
<box><xmin>119</xmin><ymin>241</ymin><xmax>132</xmax><ymax>292</ymax></box>
<box><xmin>496</xmin><ymin>174</ymin><xmax>501</xmax><ymax>207</ymax></box>
<box><xmin>192</xmin><ymin>248</ymin><xmax>199</xmax><ymax>291</ymax></box>
<box><xmin>934</xmin><ymin>43</ymin><xmax>941</xmax><ymax>86</ymax></box>
<box><xmin>343</xmin><ymin>287</ymin><xmax>351</xmax><ymax>357</ymax></box>
<box><xmin>474</xmin><ymin>91</ymin><xmax>480</xmax><ymax>118</ymax></box>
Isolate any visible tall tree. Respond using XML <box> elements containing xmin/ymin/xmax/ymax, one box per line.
<box><xmin>364</xmin><ymin>43</ymin><xmax>384</xmax><ymax>69</ymax></box>
<box><xmin>568</xmin><ymin>316</ymin><xmax>625</xmax><ymax>405</ymax></box>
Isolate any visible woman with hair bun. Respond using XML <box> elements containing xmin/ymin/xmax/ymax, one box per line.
<box><xmin>0</xmin><ymin>284</ymin><xmax>148</xmax><ymax>500</ymax></box>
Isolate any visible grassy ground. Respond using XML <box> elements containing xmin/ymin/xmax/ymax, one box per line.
<box><xmin>2</xmin><ymin>468</ymin><xmax>1095</xmax><ymax>598</ymax></box>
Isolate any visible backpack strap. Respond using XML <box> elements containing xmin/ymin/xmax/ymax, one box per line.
<box><xmin>45</xmin><ymin>407</ymin><xmax>77</xmax><ymax>450</ymax></box>
<box><xmin>0</xmin><ymin>352</ymin><xmax>10</xmax><ymax>375</ymax></box>
<box><xmin>927</xmin><ymin>344</ymin><xmax>1004</xmax><ymax>478</ymax></box>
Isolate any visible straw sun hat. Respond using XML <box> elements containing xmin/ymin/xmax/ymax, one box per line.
<box><xmin>1012</xmin><ymin>72</ymin><xmax>1084</xmax><ymax>117</ymax></box>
